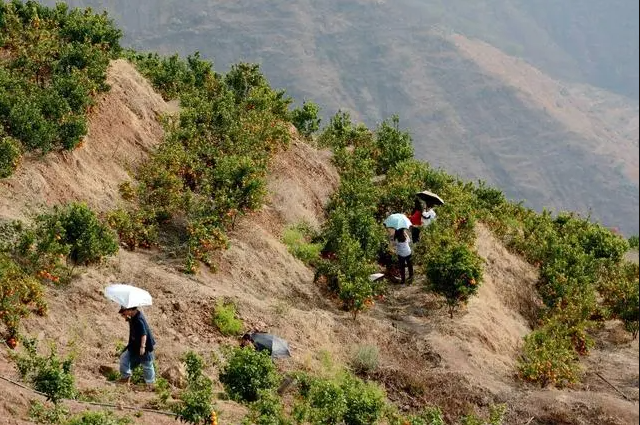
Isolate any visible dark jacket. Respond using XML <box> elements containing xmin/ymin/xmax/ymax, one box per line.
<box><xmin>126</xmin><ymin>311</ymin><xmax>155</xmax><ymax>361</ymax></box>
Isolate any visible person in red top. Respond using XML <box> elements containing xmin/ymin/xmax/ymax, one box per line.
<box><xmin>409</xmin><ymin>199</ymin><xmax>425</xmax><ymax>243</ymax></box>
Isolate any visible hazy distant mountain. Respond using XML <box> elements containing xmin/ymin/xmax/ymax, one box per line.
<box><xmin>41</xmin><ymin>0</ymin><xmax>640</xmax><ymax>234</ymax></box>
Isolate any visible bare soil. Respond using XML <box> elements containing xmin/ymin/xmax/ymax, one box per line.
<box><xmin>0</xmin><ymin>61</ymin><xmax>637</xmax><ymax>425</ymax></box>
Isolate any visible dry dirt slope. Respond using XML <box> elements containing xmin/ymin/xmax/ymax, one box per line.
<box><xmin>0</xmin><ymin>61</ymin><xmax>637</xmax><ymax>425</ymax></box>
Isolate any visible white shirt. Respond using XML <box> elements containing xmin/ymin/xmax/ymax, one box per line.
<box><xmin>422</xmin><ymin>209</ymin><xmax>436</xmax><ymax>227</ymax></box>
<box><xmin>395</xmin><ymin>235</ymin><xmax>412</xmax><ymax>257</ymax></box>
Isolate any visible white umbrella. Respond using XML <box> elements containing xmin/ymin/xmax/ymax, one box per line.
<box><xmin>383</xmin><ymin>213</ymin><xmax>412</xmax><ymax>230</ymax></box>
<box><xmin>104</xmin><ymin>284</ymin><xmax>152</xmax><ymax>309</ymax></box>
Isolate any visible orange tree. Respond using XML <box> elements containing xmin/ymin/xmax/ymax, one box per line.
<box><xmin>423</xmin><ymin>231</ymin><xmax>483</xmax><ymax>318</ymax></box>
<box><xmin>12</xmin><ymin>202</ymin><xmax>118</xmax><ymax>283</ymax></box>
<box><xmin>0</xmin><ymin>253</ymin><xmax>46</xmax><ymax>342</ymax></box>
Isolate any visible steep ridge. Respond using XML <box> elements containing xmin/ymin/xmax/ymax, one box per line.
<box><xmin>0</xmin><ymin>61</ymin><xmax>637</xmax><ymax>425</ymax></box>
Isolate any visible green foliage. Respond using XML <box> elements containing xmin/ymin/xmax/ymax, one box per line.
<box><xmin>317</xmin><ymin>110</ymin><xmax>358</xmax><ymax>150</ymax></box>
<box><xmin>13</xmin><ymin>203</ymin><xmax>118</xmax><ymax>283</ymax></box>
<box><xmin>291</xmin><ymin>101</ymin><xmax>321</xmax><ymax>139</ymax></box>
<box><xmin>0</xmin><ymin>1</ymin><xmax>121</xmax><ymax>170</ymax></box>
<box><xmin>377</xmin><ymin>159</ymin><xmax>431</xmax><ymax>216</ymax></box>
<box><xmin>424</xmin><ymin>237</ymin><xmax>483</xmax><ymax>317</ymax></box>
<box><xmin>13</xmin><ymin>339</ymin><xmax>76</xmax><ymax>404</ymax></box>
<box><xmin>65</xmin><ymin>411</ymin><xmax>131</xmax><ymax>425</ymax></box>
<box><xmin>281</xmin><ymin>223</ymin><xmax>322</xmax><ymax>266</ymax></box>
<box><xmin>518</xmin><ymin>319</ymin><xmax>582</xmax><ymax>387</ymax></box>
<box><xmin>294</xmin><ymin>376</ymin><xmax>346</xmax><ymax>424</ymax></box>
<box><xmin>211</xmin><ymin>300</ymin><xmax>243</xmax><ymax>336</ymax></box>
<box><xmin>341</xmin><ymin>375</ymin><xmax>387</xmax><ymax>425</ymax></box>
<box><xmin>122</xmin><ymin>51</ymin><xmax>212</xmax><ymax>99</ymax></box>
<box><xmin>242</xmin><ymin>390</ymin><xmax>292</xmax><ymax>425</ymax></box>
<box><xmin>373</xmin><ymin>115</ymin><xmax>413</xmax><ymax>175</ymax></box>
<box><xmin>124</xmin><ymin>53</ymin><xmax>292</xmax><ymax>273</ymax></box>
<box><xmin>28</xmin><ymin>400</ymin><xmax>69</xmax><ymax>424</ymax></box>
<box><xmin>480</xmin><ymin>198</ymin><xmax>640</xmax><ymax>383</ymax></box>
<box><xmin>294</xmin><ymin>373</ymin><xmax>386</xmax><ymax>425</ymax></box>
<box><xmin>172</xmin><ymin>351</ymin><xmax>217</xmax><ymax>425</ymax></box>
<box><xmin>0</xmin><ymin>253</ymin><xmax>46</xmax><ymax>338</ymax></box>
<box><xmin>219</xmin><ymin>347</ymin><xmax>280</xmax><ymax>403</ymax></box>
<box><xmin>0</xmin><ymin>134</ymin><xmax>21</xmax><ymax>178</ymax></box>
<box><xmin>349</xmin><ymin>344</ymin><xmax>380</xmax><ymax>375</ymax></box>
<box><xmin>629</xmin><ymin>235</ymin><xmax>639</xmax><ymax>250</ymax></box>
<box><xmin>599</xmin><ymin>262</ymin><xmax>639</xmax><ymax>338</ymax></box>
<box><xmin>106</xmin><ymin>208</ymin><xmax>158</xmax><ymax>250</ymax></box>
<box><xmin>473</xmin><ymin>180</ymin><xmax>507</xmax><ymax>215</ymax></box>
<box><xmin>154</xmin><ymin>376</ymin><xmax>171</xmax><ymax>406</ymax></box>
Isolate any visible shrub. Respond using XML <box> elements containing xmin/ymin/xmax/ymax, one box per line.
<box><xmin>211</xmin><ymin>300</ymin><xmax>243</xmax><ymax>336</ymax></box>
<box><xmin>281</xmin><ymin>224</ymin><xmax>322</xmax><ymax>266</ymax></box>
<box><xmin>219</xmin><ymin>347</ymin><xmax>280</xmax><ymax>402</ymax></box>
<box><xmin>425</xmin><ymin>240</ymin><xmax>484</xmax><ymax>318</ymax></box>
<box><xmin>0</xmin><ymin>253</ymin><xmax>47</xmax><ymax>339</ymax></box>
<box><xmin>374</xmin><ymin>115</ymin><xmax>414</xmax><ymax>175</ymax></box>
<box><xmin>349</xmin><ymin>344</ymin><xmax>380</xmax><ymax>375</ymax></box>
<box><xmin>317</xmin><ymin>110</ymin><xmax>357</xmax><ymax>150</ymax></box>
<box><xmin>294</xmin><ymin>376</ymin><xmax>346</xmax><ymax>424</ymax></box>
<box><xmin>13</xmin><ymin>339</ymin><xmax>76</xmax><ymax>404</ymax></box>
<box><xmin>52</xmin><ymin>202</ymin><xmax>119</xmax><ymax>265</ymax></box>
<box><xmin>291</xmin><ymin>101</ymin><xmax>321</xmax><ymax>139</ymax></box>
<box><xmin>65</xmin><ymin>411</ymin><xmax>131</xmax><ymax>425</ymax></box>
<box><xmin>0</xmin><ymin>135</ymin><xmax>21</xmax><ymax>178</ymax></box>
<box><xmin>172</xmin><ymin>351</ymin><xmax>217</xmax><ymax>425</ymax></box>
<box><xmin>106</xmin><ymin>208</ymin><xmax>158</xmax><ymax>250</ymax></box>
<box><xmin>341</xmin><ymin>375</ymin><xmax>386</xmax><ymax>425</ymax></box>
<box><xmin>599</xmin><ymin>261</ymin><xmax>639</xmax><ymax>338</ymax></box>
<box><xmin>518</xmin><ymin>319</ymin><xmax>581</xmax><ymax>387</ymax></box>
<box><xmin>13</xmin><ymin>203</ymin><xmax>118</xmax><ymax>282</ymax></box>
<box><xmin>293</xmin><ymin>373</ymin><xmax>386</xmax><ymax>425</ymax></box>
<box><xmin>629</xmin><ymin>235</ymin><xmax>639</xmax><ymax>250</ymax></box>
<box><xmin>242</xmin><ymin>390</ymin><xmax>292</xmax><ymax>425</ymax></box>
<box><xmin>28</xmin><ymin>400</ymin><xmax>69</xmax><ymax>424</ymax></box>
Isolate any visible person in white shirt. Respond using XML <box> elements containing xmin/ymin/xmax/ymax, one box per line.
<box><xmin>394</xmin><ymin>228</ymin><xmax>413</xmax><ymax>284</ymax></box>
<box><xmin>422</xmin><ymin>207</ymin><xmax>436</xmax><ymax>227</ymax></box>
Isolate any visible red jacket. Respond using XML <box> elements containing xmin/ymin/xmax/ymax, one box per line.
<box><xmin>409</xmin><ymin>210</ymin><xmax>422</xmax><ymax>226</ymax></box>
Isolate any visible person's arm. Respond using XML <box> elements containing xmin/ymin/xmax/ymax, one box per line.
<box><xmin>140</xmin><ymin>334</ymin><xmax>147</xmax><ymax>356</ymax></box>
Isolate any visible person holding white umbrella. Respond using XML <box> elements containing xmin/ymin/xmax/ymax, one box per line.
<box><xmin>104</xmin><ymin>284</ymin><xmax>156</xmax><ymax>388</ymax></box>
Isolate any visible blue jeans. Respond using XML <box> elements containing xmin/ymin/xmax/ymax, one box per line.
<box><xmin>119</xmin><ymin>350</ymin><xmax>155</xmax><ymax>384</ymax></box>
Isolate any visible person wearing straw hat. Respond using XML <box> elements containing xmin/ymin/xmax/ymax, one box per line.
<box><xmin>118</xmin><ymin>306</ymin><xmax>156</xmax><ymax>388</ymax></box>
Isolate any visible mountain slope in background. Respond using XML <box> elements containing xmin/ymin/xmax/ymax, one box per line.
<box><xmin>43</xmin><ymin>0</ymin><xmax>640</xmax><ymax>234</ymax></box>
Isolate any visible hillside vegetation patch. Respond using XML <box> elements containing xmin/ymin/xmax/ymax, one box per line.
<box><xmin>0</xmin><ymin>0</ymin><xmax>121</xmax><ymax>175</ymax></box>
<box><xmin>112</xmin><ymin>52</ymin><xmax>319</xmax><ymax>273</ymax></box>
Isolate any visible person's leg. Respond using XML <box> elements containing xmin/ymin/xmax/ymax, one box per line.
<box><xmin>142</xmin><ymin>353</ymin><xmax>156</xmax><ymax>384</ymax></box>
<box><xmin>119</xmin><ymin>350</ymin><xmax>132</xmax><ymax>381</ymax></box>
<box><xmin>407</xmin><ymin>254</ymin><xmax>414</xmax><ymax>282</ymax></box>
<box><xmin>411</xmin><ymin>227</ymin><xmax>420</xmax><ymax>243</ymax></box>
<box><xmin>398</xmin><ymin>255</ymin><xmax>406</xmax><ymax>284</ymax></box>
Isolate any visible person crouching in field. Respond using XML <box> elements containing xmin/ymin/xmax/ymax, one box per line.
<box><xmin>394</xmin><ymin>228</ymin><xmax>413</xmax><ymax>284</ymax></box>
<box><xmin>118</xmin><ymin>306</ymin><xmax>156</xmax><ymax>389</ymax></box>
